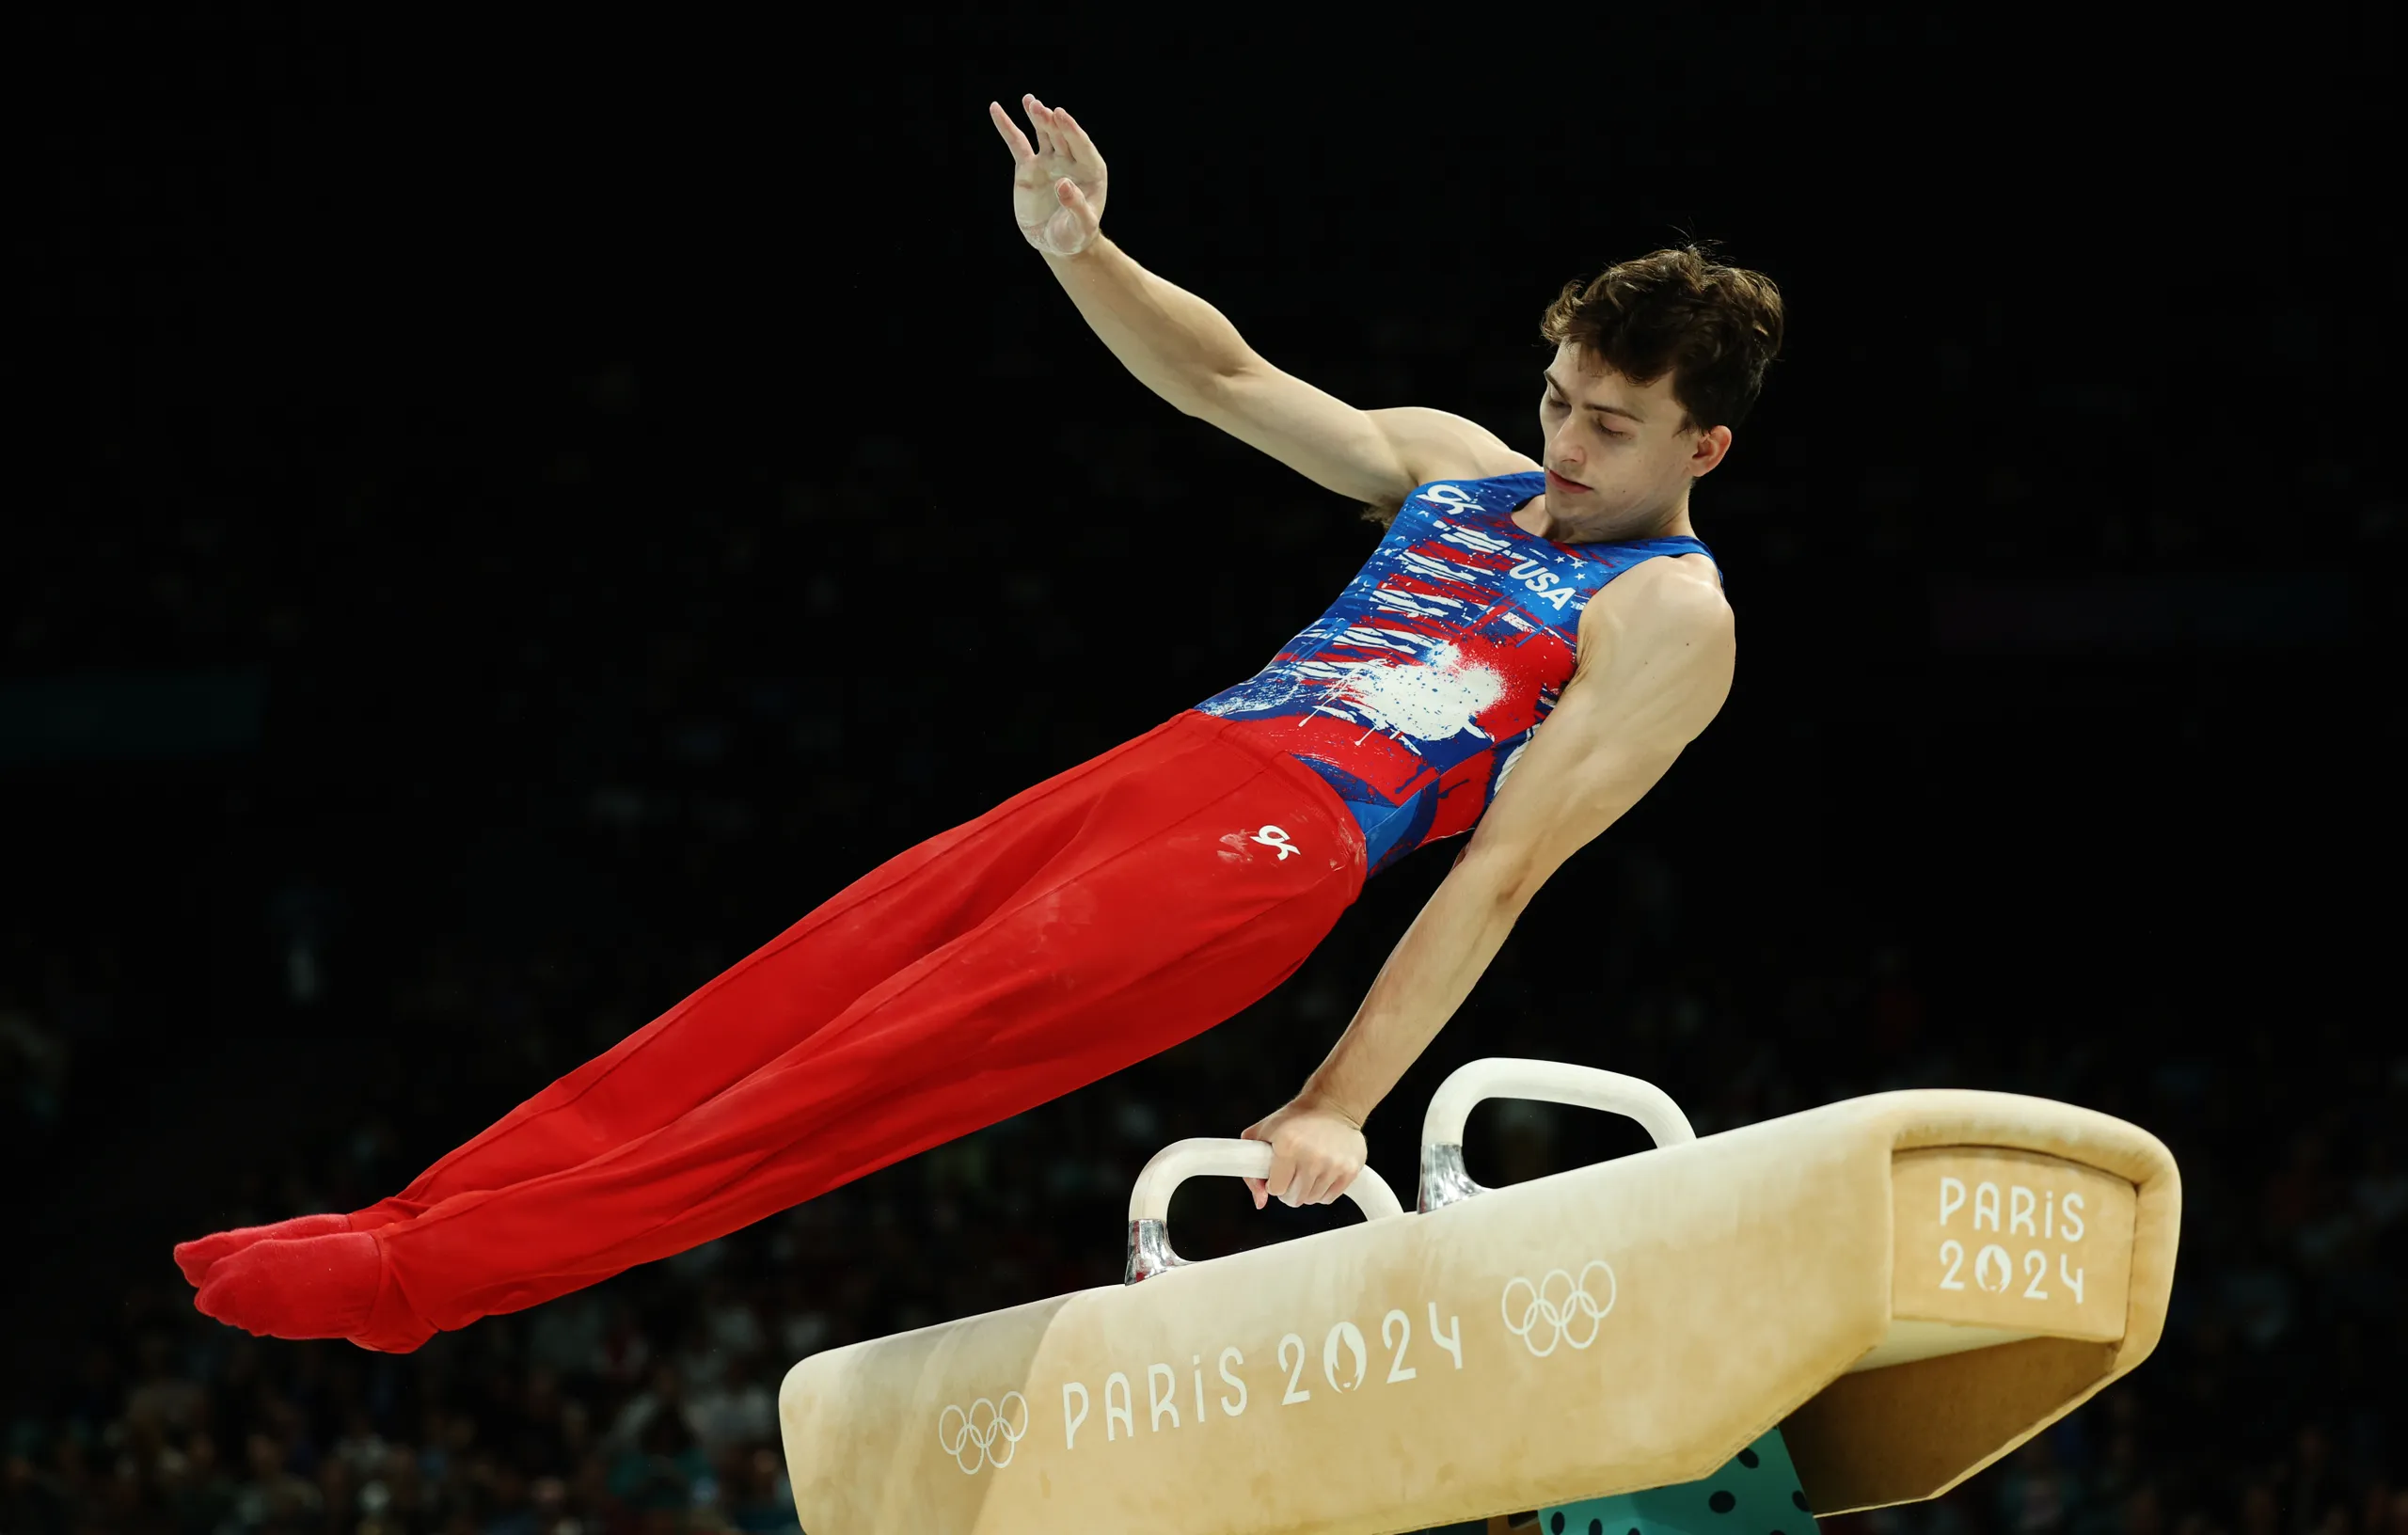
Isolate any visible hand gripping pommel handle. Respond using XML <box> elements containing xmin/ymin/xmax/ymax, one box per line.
<box><xmin>1417</xmin><ymin>1057</ymin><xmax>1697</xmax><ymax>1214</ymax></box>
<box><xmin>1124</xmin><ymin>1137</ymin><xmax>1406</xmax><ymax>1285</ymax></box>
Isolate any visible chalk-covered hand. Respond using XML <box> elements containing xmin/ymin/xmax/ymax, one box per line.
<box><xmin>1242</xmin><ymin>1098</ymin><xmax>1368</xmax><ymax>1210</ymax></box>
<box><xmin>988</xmin><ymin>92</ymin><xmax>1108</xmax><ymax>257</ymax></box>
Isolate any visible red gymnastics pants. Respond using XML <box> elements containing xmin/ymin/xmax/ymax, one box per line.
<box><xmin>341</xmin><ymin>708</ymin><xmax>1366</xmax><ymax>1348</ymax></box>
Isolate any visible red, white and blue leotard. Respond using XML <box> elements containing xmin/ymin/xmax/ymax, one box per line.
<box><xmin>1192</xmin><ymin>471</ymin><xmax>1716</xmax><ymax>877</ymax></box>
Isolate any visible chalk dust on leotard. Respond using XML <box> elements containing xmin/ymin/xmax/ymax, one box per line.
<box><xmin>1330</xmin><ymin>640</ymin><xmax>1504</xmax><ymax>744</ymax></box>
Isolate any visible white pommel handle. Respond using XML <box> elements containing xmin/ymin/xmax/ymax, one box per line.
<box><xmin>1128</xmin><ymin>1138</ymin><xmax>1406</xmax><ymax>1226</ymax></box>
<box><xmin>1420</xmin><ymin>1057</ymin><xmax>1697</xmax><ymax>1150</ymax></box>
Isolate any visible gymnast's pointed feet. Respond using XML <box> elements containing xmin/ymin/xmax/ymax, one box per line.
<box><xmin>193</xmin><ymin>1231</ymin><xmax>387</xmax><ymax>1341</ymax></box>
<box><xmin>173</xmin><ymin>1213</ymin><xmax>356</xmax><ymax>1287</ymax></box>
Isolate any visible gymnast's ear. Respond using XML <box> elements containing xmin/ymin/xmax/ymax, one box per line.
<box><xmin>1686</xmin><ymin>423</ymin><xmax>1734</xmax><ymax>478</ymax></box>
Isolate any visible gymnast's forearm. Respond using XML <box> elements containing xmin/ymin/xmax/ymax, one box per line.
<box><xmin>1042</xmin><ymin>237</ymin><xmax>1256</xmax><ymax>415</ymax></box>
<box><xmin>1296</xmin><ymin>868</ymin><xmax>1527</xmax><ymax>1128</ymax></box>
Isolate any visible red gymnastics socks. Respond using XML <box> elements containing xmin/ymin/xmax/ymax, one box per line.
<box><xmin>173</xmin><ymin>1214</ymin><xmax>356</xmax><ymax>1286</ymax></box>
<box><xmin>174</xmin><ymin>1202</ymin><xmax>421</xmax><ymax>1288</ymax></box>
<box><xmin>190</xmin><ymin>1230</ymin><xmax>436</xmax><ymax>1353</ymax></box>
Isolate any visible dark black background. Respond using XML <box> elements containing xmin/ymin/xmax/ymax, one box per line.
<box><xmin>7</xmin><ymin>8</ymin><xmax>2401</xmax><ymax>1534</ymax></box>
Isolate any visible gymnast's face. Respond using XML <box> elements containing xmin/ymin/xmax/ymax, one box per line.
<box><xmin>1535</xmin><ymin>342</ymin><xmax>1733</xmax><ymax>540</ymax></box>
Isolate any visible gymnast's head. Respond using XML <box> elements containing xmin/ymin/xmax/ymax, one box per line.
<box><xmin>1534</xmin><ymin>245</ymin><xmax>1784</xmax><ymax>538</ymax></box>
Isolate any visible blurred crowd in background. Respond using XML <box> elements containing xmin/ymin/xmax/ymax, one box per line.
<box><xmin>5</xmin><ymin>851</ymin><xmax>2402</xmax><ymax>1535</ymax></box>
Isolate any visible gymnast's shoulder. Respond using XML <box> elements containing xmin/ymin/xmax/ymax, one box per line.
<box><xmin>1576</xmin><ymin>549</ymin><xmax>1733</xmax><ymax>666</ymax></box>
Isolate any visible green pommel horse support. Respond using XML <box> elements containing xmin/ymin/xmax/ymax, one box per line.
<box><xmin>775</xmin><ymin>1059</ymin><xmax>2182</xmax><ymax>1533</ymax></box>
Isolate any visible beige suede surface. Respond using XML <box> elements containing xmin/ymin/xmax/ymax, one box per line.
<box><xmin>779</xmin><ymin>1088</ymin><xmax>2179</xmax><ymax>1533</ymax></box>
<box><xmin>1783</xmin><ymin>1092</ymin><xmax>2179</xmax><ymax>1514</ymax></box>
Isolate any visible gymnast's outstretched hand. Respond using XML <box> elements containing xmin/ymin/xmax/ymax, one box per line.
<box><xmin>1242</xmin><ymin>1098</ymin><xmax>1368</xmax><ymax>1210</ymax></box>
<box><xmin>989</xmin><ymin>92</ymin><xmax>1108</xmax><ymax>257</ymax></box>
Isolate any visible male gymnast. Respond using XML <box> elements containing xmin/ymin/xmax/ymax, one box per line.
<box><xmin>177</xmin><ymin>94</ymin><xmax>1783</xmax><ymax>1352</ymax></box>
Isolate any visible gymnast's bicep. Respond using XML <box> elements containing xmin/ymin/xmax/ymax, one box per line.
<box><xmin>1183</xmin><ymin>354</ymin><xmax>1533</xmax><ymax>507</ymax></box>
<box><xmin>1453</xmin><ymin>565</ymin><xmax>1735</xmax><ymax>908</ymax></box>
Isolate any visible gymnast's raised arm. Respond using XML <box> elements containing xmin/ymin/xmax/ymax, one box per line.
<box><xmin>990</xmin><ymin>94</ymin><xmax>1531</xmax><ymax>506</ymax></box>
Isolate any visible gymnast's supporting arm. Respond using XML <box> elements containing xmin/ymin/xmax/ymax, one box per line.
<box><xmin>1244</xmin><ymin>558</ymin><xmax>1738</xmax><ymax>1209</ymax></box>
<box><xmin>989</xmin><ymin>94</ymin><xmax>1538</xmax><ymax>504</ymax></box>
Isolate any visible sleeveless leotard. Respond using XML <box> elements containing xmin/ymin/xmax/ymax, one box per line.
<box><xmin>1192</xmin><ymin>471</ymin><xmax>1716</xmax><ymax>876</ymax></box>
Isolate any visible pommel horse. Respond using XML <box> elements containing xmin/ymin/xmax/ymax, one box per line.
<box><xmin>778</xmin><ymin>1059</ymin><xmax>2181</xmax><ymax>1533</ymax></box>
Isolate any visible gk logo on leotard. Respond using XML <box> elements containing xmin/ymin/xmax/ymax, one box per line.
<box><xmin>1418</xmin><ymin>483</ymin><xmax>1481</xmax><ymax>513</ymax></box>
<box><xmin>936</xmin><ymin>1392</ymin><xmax>1028</xmax><ymax>1475</ymax></box>
<box><xmin>1502</xmin><ymin>1259</ymin><xmax>1617</xmax><ymax>1357</ymax></box>
<box><xmin>1250</xmin><ymin>825</ymin><xmax>1298</xmax><ymax>861</ymax></box>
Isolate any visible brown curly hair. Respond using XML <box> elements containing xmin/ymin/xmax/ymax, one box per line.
<box><xmin>1360</xmin><ymin>246</ymin><xmax>1783</xmax><ymax>528</ymax></box>
<box><xmin>1538</xmin><ymin>244</ymin><xmax>1785</xmax><ymax>433</ymax></box>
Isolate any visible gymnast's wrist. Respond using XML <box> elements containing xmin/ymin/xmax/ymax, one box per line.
<box><xmin>1294</xmin><ymin>1082</ymin><xmax>1369</xmax><ymax>1130</ymax></box>
<box><xmin>1039</xmin><ymin>230</ymin><xmax>1113</xmax><ymax>265</ymax></box>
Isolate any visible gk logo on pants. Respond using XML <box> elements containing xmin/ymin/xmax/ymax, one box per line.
<box><xmin>1250</xmin><ymin>825</ymin><xmax>1297</xmax><ymax>860</ymax></box>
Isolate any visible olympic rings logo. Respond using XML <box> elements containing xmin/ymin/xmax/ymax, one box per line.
<box><xmin>936</xmin><ymin>1392</ymin><xmax>1028</xmax><ymax>1475</ymax></box>
<box><xmin>1501</xmin><ymin>1259</ymin><xmax>1617</xmax><ymax>1356</ymax></box>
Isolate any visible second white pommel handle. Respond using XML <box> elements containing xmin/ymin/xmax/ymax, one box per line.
<box><xmin>1125</xmin><ymin>1137</ymin><xmax>1405</xmax><ymax>1285</ymax></box>
<box><xmin>1418</xmin><ymin>1057</ymin><xmax>1697</xmax><ymax>1213</ymax></box>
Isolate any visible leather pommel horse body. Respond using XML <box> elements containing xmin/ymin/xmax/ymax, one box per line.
<box><xmin>778</xmin><ymin>1060</ymin><xmax>2180</xmax><ymax>1533</ymax></box>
